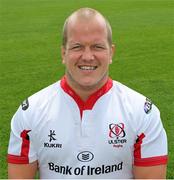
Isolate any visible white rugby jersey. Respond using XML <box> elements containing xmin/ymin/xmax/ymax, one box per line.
<box><xmin>8</xmin><ymin>77</ymin><xmax>168</xmax><ymax>179</ymax></box>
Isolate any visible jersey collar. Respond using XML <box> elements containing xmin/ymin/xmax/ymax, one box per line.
<box><xmin>60</xmin><ymin>76</ymin><xmax>113</xmax><ymax>118</ymax></box>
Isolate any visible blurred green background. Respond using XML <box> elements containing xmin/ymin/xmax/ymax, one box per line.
<box><xmin>0</xmin><ymin>0</ymin><xmax>173</xmax><ymax>178</ymax></box>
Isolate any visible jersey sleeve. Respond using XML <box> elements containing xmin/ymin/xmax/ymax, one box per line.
<box><xmin>133</xmin><ymin>100</ymin><xmax>168</xmax><ymax>166</ymax></box>
<box><xmin>7</xmin><ymin>103</ymin><xmax>37</xmax><ymax>164</ymax></box>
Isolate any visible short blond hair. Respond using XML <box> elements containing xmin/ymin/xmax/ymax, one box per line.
<box><xmin>62</xmin><ymin>8</ymin><xmax>112</xmax><ymax>47</ymax></box>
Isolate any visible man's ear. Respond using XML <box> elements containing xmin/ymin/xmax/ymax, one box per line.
<box><xmin>61</xmin><ymin>46</ymin><xmax>66</xmax><ymax>64</ymax></box>
<box><xmin>110</xmin><ymin>44</ymin><xmax>115</xmax><ymax>64</ymax></box>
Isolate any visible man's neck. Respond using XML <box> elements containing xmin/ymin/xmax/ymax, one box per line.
<box><xmin>65</xmin><ymin>76</ymin><xmax>109</xmax><ymax>102</ymax></box>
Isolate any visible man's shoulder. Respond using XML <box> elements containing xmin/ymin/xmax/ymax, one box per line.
<box><xmin>21</xmin><ymin>81</ymin><xmax>61</xmax><ymax>112</ymax></box>
<box><xmin>112</xmin><ymin>80</ymin><xmax>154</xmax><ymax>115</ymax></box>
<box><xmin>112</xmin><ymin>80</ymin><xmax>146</xmax><ymax>100</ymax></box>
<box><xmin>31</xmin><ymin>81</ymin><xmax>60</xmax><ymax>98</ymax></box>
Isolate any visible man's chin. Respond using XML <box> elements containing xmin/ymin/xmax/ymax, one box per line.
<box><xmin>66</xmin><ymin>71</ymin><xmax>108</xmax><ymax>91</ymax></box>
<box><xmin>77</xmin><ymin>80</ymin><xmax>103</xmax><ymax>91</ymax></box>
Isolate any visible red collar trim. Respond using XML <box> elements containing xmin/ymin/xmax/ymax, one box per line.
<box><xmin>60</xmin><ymin>76</ymin><xmax>113</xmax><ymax>118</ymax></box>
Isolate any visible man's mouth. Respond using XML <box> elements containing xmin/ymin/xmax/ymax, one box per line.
<box><xmin>78</xmin><ymin>66</ymin><xmax>97</xmax><ymax>70</ymax></box>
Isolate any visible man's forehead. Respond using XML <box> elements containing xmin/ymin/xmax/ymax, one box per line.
<box><xmin>66</xmin><ymin>16</ymin><xmax>108</xmax><ymax>45</ymax></box>
<box><xmin>68</xmin><ymin>14</ymin><xmax>106</xmax><ymax>29</ymax></box>
<box><xmin>68</xmin><ymin>40</ymin><xmax>107</xmax><ymax>45</ymax></box>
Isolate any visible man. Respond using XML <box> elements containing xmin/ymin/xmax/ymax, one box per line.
<box><xmin>8</xmin><ymin>8</ymin><xmax>168</xmax><ymax>179</ymax></box>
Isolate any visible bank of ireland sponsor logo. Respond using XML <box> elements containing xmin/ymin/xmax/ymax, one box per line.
<box><xmin>108</xmin><ymin>123</ymin><xmax>127</xmax><ymax>148</ymax></box>
<box><xmin>44</xmin><ymin>130</ymin><xmax>62</xmax><ymax>148</ymax></box>
<box><xmin>48</xmin><ymin>161</ymin><xmax>123</xmax><ymax>176</ymax></box>
<box><xmin>77</xmin><ymin>151</ymin><xmax>94</xmax><ymax>162</ymax></box>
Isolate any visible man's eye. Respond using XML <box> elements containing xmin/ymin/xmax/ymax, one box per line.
<box><xmin>94</xmin><ymin>45</ymin><xmax>105</xmax><ymax>50</ymax></box>
<box><xmin>72</xmin><ymin>46</ymin><xmax>80</xmax><ymax>49</ymax></box>
<box><xmin>70</xmin><ymin>45</ymin><xmax>82</xmax><ymax>50</ymax></box>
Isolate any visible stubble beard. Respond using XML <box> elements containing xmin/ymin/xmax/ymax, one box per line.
<box><xmin>65</xmin><ymin>69</ymin><xmax>109</xmax><ymax>92</ymax></box>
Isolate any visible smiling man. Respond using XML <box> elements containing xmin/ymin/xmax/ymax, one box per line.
<box><xmin>62</xmin><ymin>9</ymin><xmax>114</xmax><ymax>101</ymax></box>
<box><xmin>8</xmin><ymin>8</ymin><xmax>168</xmax><ymax>179</ymax></box>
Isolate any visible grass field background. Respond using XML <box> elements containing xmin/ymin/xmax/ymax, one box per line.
<box><xmin>0</xmin><ymin>0</ymin><xmax>173</xmax><ymax>178</ymax></box>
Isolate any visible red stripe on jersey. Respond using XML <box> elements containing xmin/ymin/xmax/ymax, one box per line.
<box><xmin>20</xmin><ymin>130</ymin><xmax>31</xmax><ymax>158</ymax></box>
<box><xmin>134</xmin><ymin>133</ymin><xmax>145</xmax><ymax>159</ymax></box>
<box><xmin>7</xmin><ymin>130</ymin><xmax>31</xmax><ymax>164</ymax></box>
<box><xmin>60</xmin><ymin>76</ymin><xmax>113</xmax><ymax>118</ymax></box>
<box><xmin>7</xmin><ymin>154</ymin><xmax>29</xmax><ymax>164</ymax></box>
<box><xmin>134</xmin><ymin>155</ymin><xmax>168</xmax><ymax>166</ymax></box>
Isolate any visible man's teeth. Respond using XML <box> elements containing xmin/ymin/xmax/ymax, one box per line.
<box><xmin>79</xmin><ymin>66</ymin><xmax>97</xmax><ymax>70</ymax></box>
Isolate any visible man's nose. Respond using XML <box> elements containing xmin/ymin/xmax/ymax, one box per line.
<box><xmin>81</xmin><ymin>47</ymin><xmax>94</xmax><ymax>61</ymax></box>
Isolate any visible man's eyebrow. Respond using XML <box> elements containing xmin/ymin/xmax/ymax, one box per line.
<box><xmin>68</xmin><ymin>40</ymin><xmax>80</xmax><ymax>44</ymax></box>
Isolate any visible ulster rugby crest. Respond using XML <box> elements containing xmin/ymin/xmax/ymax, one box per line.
<box><xmin>108</xmin><ymin>123</ymin><xmax>127</xmax><ymax>148</ymax></box>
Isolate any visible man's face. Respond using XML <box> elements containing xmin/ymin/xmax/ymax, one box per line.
<box><xmin>61</xmin><ymin>16</ymin><xmax>115</xmax><ymax>90</ymax></box>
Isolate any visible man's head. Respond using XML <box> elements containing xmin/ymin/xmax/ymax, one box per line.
<box><xmin>61</xmin><ymin>8</ymin><xmax>115</xmax><ymax>95</ymax></box>
<box><xmin>62</xmin><ymin>8</ymin><xmax>113</xmax><ymax>48</ymax></box>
